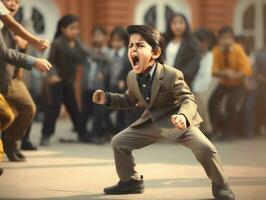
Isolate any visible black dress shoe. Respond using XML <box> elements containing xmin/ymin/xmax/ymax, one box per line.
<box><xmin>0</xmin><ymin>168</ymin><xmax>3</xmax><ymax>176</ymax></box>
<box><xmin>2</xmin><ymin>135</ymin><xmax>25</xmax><ymax>162</ymax></box>
<box><xmin>104</xmin><ymin>175</ymin><xmax>144</xmax><ymax>195</ymax></box>
<box><xmin>212</xmin><ymin>182</ymin><xmax>235</xmax><ymax>200</ymax></box>
<box><xmin>6</xmin><ymin>151</ymin><xmax>25</xmax><ymax>162</ymax></box>
<box><xmin>21</xmin><ymin>140</ymin><xmax>37</xmax><ymax>151</ymax></box>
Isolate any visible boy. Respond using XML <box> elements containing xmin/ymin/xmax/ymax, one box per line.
<box><xmin>93</xmin><ymin>25</ymin><xmax>235</xmax><ymax>200</ymax></box>
<box><xmin>209</xmin><ymin>27</ymin><xmax>252</xmax><ymax>140</ymax></box>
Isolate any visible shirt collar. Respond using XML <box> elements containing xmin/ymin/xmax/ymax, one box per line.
<box><xmin>148</xmin><ymin>62</ymin><xmax>156</xmax><ymax>78</ymax></box>
<box><xmin>137</xmin><ymin>62</ymin><xmax>157</xmax><ymax>80</ymax></box>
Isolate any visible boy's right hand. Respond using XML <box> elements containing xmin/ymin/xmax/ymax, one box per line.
<box><xmin>92</xmin><ymin>90</ymin><xmax>107</xmax><ymax>105</ymax></box>
<box><xmin>34</xmin><ymin>58</ymin><xmax>52</xmax><ymax>72</ymax></box>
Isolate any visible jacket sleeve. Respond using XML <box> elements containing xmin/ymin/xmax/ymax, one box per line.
<box><xmin>171</xmin><ymin>70</ymin><xmax>198</xmax><ymax>127</ymax></box>
<box><xmin>106</xmin><ymin>72</ymin><xmax>138</xmax><ymax>110</ymax></box>
<box><xmin>0</xmin><ymin>42</ymin><xmax>35</xmax><ymax>70</ymax></box>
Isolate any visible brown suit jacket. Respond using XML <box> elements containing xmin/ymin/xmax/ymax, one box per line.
<box><xmin>107</xmin><ymin>63</ymin><xmax>203</xmax><ymax>136</ymax></box>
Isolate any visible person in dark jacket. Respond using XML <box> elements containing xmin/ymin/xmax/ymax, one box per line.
<box><xmin>41</xmin><ymin>14</ymin><xmax>88</xmax><ymax>146</ymax></box>
<box><xmin>165</xmin><ymin>12</ymin><xmax>201</xmax><ymax>87</ymax></box>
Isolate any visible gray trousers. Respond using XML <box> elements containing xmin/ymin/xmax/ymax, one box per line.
<box><xmin>111</xmin><ymin>120</ymin><xmax>227</xmax><ymax>186</ymax></box>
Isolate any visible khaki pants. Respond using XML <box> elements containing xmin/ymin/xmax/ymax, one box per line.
<box><xmin>194</xmin><ymin>91</ymin><xmax>213</xmax><ymax>133</ymax></box>
<box><xmin>4</xmin><ymin>79</ymin><xmax>36</xmax><ymax>141</ymax></box>
<box><xmin>0</xmin><ymin>93</ymin><xmax>15</xmax><ymax>161</ymax></box>
<box><xmin>111</xmin><ymin>120</ymin><xmax>227</xmax><ymax>186</ymax></box>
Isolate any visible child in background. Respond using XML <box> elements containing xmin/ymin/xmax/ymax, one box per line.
<box><xmin>80</xmin><ymin>26</ymin><xmax>112</xmax><ymax>144</ymax></box>
<box><xmin>193</xmin><ymin>27</ymin><xmax>216</xmax><ymax>137</ymax></box>
<box><xmin>209</xmin><ymin>27</ymin><xmax>252</xmax><ymax>140</ymax></box>
<box><xmin>41</xmin><ymin>14</ymin><xmax>88</xmax><ymax>146</ymax></box>
<box><xmin>108</xmin><ymin>26</ymin><xmax>131</xmax><ymax>133</ymax></box>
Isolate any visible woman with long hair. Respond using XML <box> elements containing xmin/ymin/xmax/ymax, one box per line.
<box><xmin>165</xmin><ymin>12</ymin><xmax>201</xmax><ymax>87</ymax></box>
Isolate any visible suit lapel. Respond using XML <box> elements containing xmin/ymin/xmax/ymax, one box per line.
<box><xmin>149</xmin><ymin>63</ymin><xmax>164</xmax><ymax>107</ymax></box>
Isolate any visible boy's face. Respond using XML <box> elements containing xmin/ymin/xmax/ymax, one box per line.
<box><xmin>128</xmin><ymin>33</ymin><xmax>160</xmax><ymax>74</ymax></box>
<box><xmin>219</xmin><ymin>32</ymin><xmax>235</xmax><ymax>50</ymax></box>
<box><xmin>2</xmin><ymin>0</ymin><xmax>20</xmax><ymax>16</ymax></box>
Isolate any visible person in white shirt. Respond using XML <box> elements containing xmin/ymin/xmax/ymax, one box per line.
<box><xmin>192</xmin><ymin>27</ymin><xmax>217</xmax><ymax>136</ymax></box>
<box><xmin>165</xmin><ymin>12</ymin><xmax>201</xmax><ymax>88</ymax></box>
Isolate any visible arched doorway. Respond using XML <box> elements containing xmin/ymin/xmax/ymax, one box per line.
<box><xmin>134</xmin><ymin>0</ymin><xmax>191</xmax><ymax>33</ymax></box>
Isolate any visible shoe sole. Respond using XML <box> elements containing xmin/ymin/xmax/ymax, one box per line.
<box><xmin>104</xmin><ymin>188</ymin><xmax>144</xmax><ymax>195</ymax></box>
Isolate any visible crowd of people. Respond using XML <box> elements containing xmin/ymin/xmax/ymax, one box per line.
<box><xmin>0</xmin><ymin>0</ymin><xmax>266</xmax><ymax>170</ymax></box>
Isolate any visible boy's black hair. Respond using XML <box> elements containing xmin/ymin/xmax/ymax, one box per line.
<box><xmin>218</xmin><ymin>26</ymin><xmax>235</xmax><ymax>38</ymax></box>
<box><xmin>127</xmin><ymin>25</ymin><xmax>165</xmax><ymax>64</ymax></box>
<box><xmin>194</xmin><ymin>27</ymin><xmax>216</xmax><ymax>50</ymax></box>
<box><xmin>110</xmin><ymin>26</ymin><xmax>128</xmax><ymax>45</ymax></box>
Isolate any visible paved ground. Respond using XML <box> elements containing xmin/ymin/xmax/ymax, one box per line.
<box><xmin>0</xmin><ymin>120</ymin><xmax>266</xmax><ymax>200</ymax></box>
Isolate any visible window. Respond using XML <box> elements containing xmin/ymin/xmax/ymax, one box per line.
<box><xmin>234</xmin><ymin>0</ymin><xmax>266</xmax><ymax>51</ymax></box>
<box><xmin>18</xmin><ymin>0</ymin><xmax>60</xmax><ymax>41</ymax></box>
<box><xmin>134</xmin><ymin>0</ymin><xmax>191</xmax><ymax>32</ymax></box>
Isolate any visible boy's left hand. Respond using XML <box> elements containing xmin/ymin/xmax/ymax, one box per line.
<box><xmin>171</xmin><ymin>114</ymin><xmax>187</xmax><ymax>130</ymax></box>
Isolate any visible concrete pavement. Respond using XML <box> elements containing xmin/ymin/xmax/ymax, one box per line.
<box><xmin>0</xmin><ymin>120</ymin><xmax>266</xmax><ymax>200</ymax></box>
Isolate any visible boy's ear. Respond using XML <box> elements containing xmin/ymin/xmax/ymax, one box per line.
<box><xmin>152</xmin><ymin>47</ymin><xmax>161</xmax><ymax>60</ymax></box>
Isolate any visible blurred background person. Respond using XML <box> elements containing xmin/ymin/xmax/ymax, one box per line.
<box><xmin>79</xmin><ymin>26</ymin><xmax>112</xmax><ymax>144</ymax></box>
<box><xmin>236</xmin><ymin>35</ymin><xmax>257</xmax><ymax>138</ymax></box>
<box><xmin>41</xmin><ymin>14</ymin><xmax>88</xmax><ymax>146</ymax></box>
<box><xmin>165</xmin><ymin>12</ymin><xmax>200</xmax><ymax>87</ymax></box>
<box><xmin>254</xmin><ymin>46</ymin><xmax>266</xmax><ymax>136</ymax></box>
<box><xmin>108</xmin><ymin>26</ymin><xmax>131</xmax><ymax>133</ymax></box>
<box><xmin>192</xmin><ymin>27</ymin><xmax>216</xmax><ymax>138</ymax></box>
<box><xmin>0</xmin><ymin>0</ymin><xmax>50</xmax><ymax>162</ymax></box>
<box><xmin>1</xmin><ymin>0</ymin><xmax>38</xmax><ymax>151</ymax></box>
<box><xmin>209</xmin><ymin>26</ymin><xmax>252</xmax><ymax>141</ymax></box>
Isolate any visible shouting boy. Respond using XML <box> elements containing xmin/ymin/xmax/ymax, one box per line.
<box><xmin>92</xmin><ymin>25</ymin><xmax>235</xmax><ymax>200</ymax></box>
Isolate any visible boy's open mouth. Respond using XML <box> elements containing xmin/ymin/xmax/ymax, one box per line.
<box><xmin>132</xmin><ymin>55</ymin><xmax>140</xmax><ymax>68</ymax></box>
